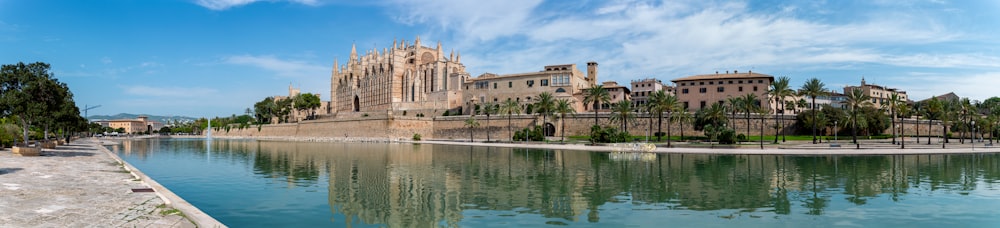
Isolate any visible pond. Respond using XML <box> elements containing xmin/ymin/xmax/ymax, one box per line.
<box><xmin>111</xmin><ymin>138</ymin><xmax>1000</xmax><ymax>227</ymax></box>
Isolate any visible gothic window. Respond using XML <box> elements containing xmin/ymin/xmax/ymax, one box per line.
<box><xmin>421</xmin><ymin>52</ymin><xmax>434</xmax><ymax>63</ymax></box>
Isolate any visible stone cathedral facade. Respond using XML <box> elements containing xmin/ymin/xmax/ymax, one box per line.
<box><xmin>331</xmin><ymin>37</ymin><xmax>470</xmax><ymax>116</ymax></box>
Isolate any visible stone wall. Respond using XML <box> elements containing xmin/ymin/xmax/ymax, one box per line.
<box><xmin>212</xmin><ymin>113</ymin><xmax>953</xmax><ymax>141</ymax></box>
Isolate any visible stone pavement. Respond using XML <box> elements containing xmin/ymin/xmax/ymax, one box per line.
<box><xmin>0</xmin><ymin>139</ymin><xmax>196</xmax><ymax>227</ymax></box>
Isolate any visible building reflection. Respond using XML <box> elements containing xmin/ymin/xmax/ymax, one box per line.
<box><xmin>116</xmin><ymin>139</ymin><xmax>1000</xmax><ymax>226</ymax></box>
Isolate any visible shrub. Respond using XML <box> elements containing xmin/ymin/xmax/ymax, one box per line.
<box><xmin>736</xmin><ymin>133</ymin><xmax>747</xmax><ymax>142</ymax></box>
<box><xmin>718</xmin><ymin>128</ymin><xmax>736</xmax><ymax>144</ymax></box>
<box><xmin>514</xmin><ymin>126</ymin><xmax>545</xmax><ymax>141</ymax></box>
<box><xmin>442</xmin><ymin>111</ymin><xmax>450</xmax><ymax>116</ymax></box>
<box><xmin>362</xmin><ymin>113</ymin><xmax>369</xmax><ymax>117</ymax></box>
<box><xmin>412</xmin><ymin>133</ymin><xmax>422</xmax><ymax>141</ymax></box>
<box><xmin>589</xmin><ymin>125</ymin><xmax>631</xmax><ymax>143</ymax></box>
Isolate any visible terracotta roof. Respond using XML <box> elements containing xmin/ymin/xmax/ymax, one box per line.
<box><xmin>671</xmin><ymin>72</ymin><xmax>774</xmax><ymax>82</ymax></box>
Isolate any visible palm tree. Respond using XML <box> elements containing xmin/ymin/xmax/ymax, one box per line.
<box><xmin>924</xmin><ymin>98</ymin><xmax>942</xmax><ymax>145</ymax></box>
<box><xmin>498</xmin><ymin>99</ymin><xmax>523</xmax><ymax>142</ymax></box>
<box><xmin>533</xmin><ymin>92</ymin><xmax>556</xmax><ymax>137</ymax></box>
<box><xmin>885</xmin><ymin>93</ymin><xmax>903</xmax><ymax>145</ymax></box>
<box><xmin>742</xmin><ymin>93</ymin><xmax>759</xmax><ymax>142</ymax></box>
<box><xmin>583</xmin><ymin>85</ymin><xmax>611</xmax><ymax>126</ymax></box>
<box><xmin>768</xmin><ymin>76</ymin><xmax>793</xmax><ymax>143</ymax></box>
<box><xmin>800</xmin><ymin>78</ymin><xmax>827</xmax><ymax>144</ymax></box>
<box><xmin>896</xmin><ymin>102</ymin><xmax>911</xmax><ymax>149</ymax></box>
<box><xmin>553</xmin><ymin>99</ymin><xmax>576</xmax><ymax>142</ymax></box>
<box><xmin>844</xmin><ymin>88</ymin><xmax>872</xmax><ymax>149</ymax></box>
<box><xmin>647</xmin><ymin>90</ymin><xmax>678</xmax><ymax>143</ymax></box>
<box><xmin>610</xmin><ymin>100</ymin><xmax>635</xmax><ymax>133</ymax></box>
<box><xmin>673</xmin><ymin>108</ymin><xmax>693</xmax><ymax>142</ymax></box>
<box><xmin>464</xmin><ymin>115</ymin><xmax>480</xmax><ymax>142</ymax></box>
<box><xmin>726</xmin><ymin>96</ymin><xmax>743</xmax><ymax>129</ymax></box>
<box><xmin>481</xmin><ymin>101</ymin><xmax>497</xmax><ymax>142</ymax></box>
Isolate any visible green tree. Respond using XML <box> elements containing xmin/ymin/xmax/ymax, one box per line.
<box><xmin>694</xmin><ymin>103</ymin><xmax>728</xmax><ymax>131</ymax></box>
<box><xmin>553</xmin><ymin>99</ymin><xmax>576</xmax><ymax>142</ymax></box>
<box><xmin>498</xmin><ymin>99</ymin><xmax>522</xmax><ymax>141</ymax></box>
<box><xmin>672</xmin><ymin>108</ymin><xmax>693</xmax><ymax>141</ymax></box>
<box><xmin>464</xmin><ymin>115</ymin><xmax>479</xmax><ymax>142</ymax></box>
<box><xmin>800</xmin><ymin>78</ymin><xmax>828</xmax><ymax>144</ymax></box>
<box><xmin>923</xmin><ymin>97</ymin><xmax>942</xmax><ymax>145</ymax></box>
<box><xmin>0</xmin><ymin>62</ymin><xmax>64</xmax><ymax>144</ymax></box>
<box><xmin>886</xmin><ymin>93</ymin><xmax>902</xmax><ymax>145</ymax></box>
<box><xmin>647</xmin><ymin>90</ymin><xmax>679</xmax><ymax>144</ymax></box>
<box><xmin>254</xmin><ymin>97</ymin><xmax>277</xmax><ymax>124</ymax></box>
<box><xmin>275</xmin><ymin>97</ymin><xmax>294</xmax><ymax>123</ymax></box>
<box><xmin>845</xmin><ymin>88</ymin><xmax>873</xmax><ymax>148</ymax></box>
<box><xmin>742</xmin><ymin>93</ymin><xmax>759</xmax><ymax>142</ymax></box>
<box><xmin>769</xmin><ymin>76</ymin><xmax>794</xmax><ymax>143</ymax></box>
<box><xmin>480</xmin><ymin>101</ymin><xmax>497</xmax><ymax>141</ymax></box>
<box><xmin>294</xmin><ymin>93</ymin><xmax>322</xmax><ymax>120</ymax></box>
<box><xmin>609</xmin><ymin>100</ymin><xmax>635</xmax><ymax>133</ymax></box>
<box><xmin>896</xmin><ymin>102</ymin><xmax>911</xmax><ymax>148</ymax></box>
<box><xmin>533</xmin><ymin>92</ymin><xmax>556</xmax><ymax>136</ymax></box>
<box><xmin>583</xmin><ymin>85</ymin><xmax>611</xmax><ymax>126</ymax></box>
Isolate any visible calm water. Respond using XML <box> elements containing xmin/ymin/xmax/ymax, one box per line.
<box><xmin>111</xmin><ymin>138</ymin><xmax>1000</xmax><ymax>227</ymax></box>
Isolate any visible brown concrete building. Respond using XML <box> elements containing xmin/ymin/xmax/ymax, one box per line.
<box><xmin>672</xmin><ymin>70</ymin><xmax>775</xmax><ymax>111</ymax></box>
<box><xmin>331</xmin><ymin>37</ymin><xmax>471</xmax><ymax>117</ymax></box>
<box><xmin>843</xmin><ymin>77</ymin><xmax>909</xmax><ymax>108</ymax></box>
<box><xmin>629</xmin><ymin>78</ymin><xmax>674</xmax><ymax>108</ymax></box>
<box><xmin>461</xmin><ymin>62</ymin><xmax>598</xmax><ymax>114</ymax></box>
<box><xmin>98</xmin><ymin>116</ymin><xmax>164</xmax><ymax>134</ymax></box>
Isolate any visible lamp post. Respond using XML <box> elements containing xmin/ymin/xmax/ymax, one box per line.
<box><xmin>972</xmin><ymin>120</ymin><xmax>976</xmax><ymax>151</ymax></box>
<box><xmin>941</xmin><ymin>122</ymin><xmax>945</xmax><ymax>149</ymax></box>
<box><xmin>834</xmin><ymin>120</ymin><xmax>838</xmax><ymax>142</ymax></box>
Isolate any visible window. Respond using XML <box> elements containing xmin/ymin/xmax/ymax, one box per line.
<box><xmin>709</xmin><ymin>81</ymin><xmax>714</xmax><ymax>85</ymax></box>
<box><xmin>493</xmin><ymin>82</ymin><xmax>497</xmax><ymax>89</ymax></box>
<box><xmin>682</xmin><ymin>89</ymin><xmax>689</xmax><ymax>94</ymax></box>
<box><xmin>509</xmin><ymin>81</ymin><xmax>512</xmax><ymax>88</ymax></box>
<box><xmin>729</xmin><ymin>80</ymin><xmax>733</xmax><ymax>84</ymax></box>
<box><xmin>738</xmin><ymin>80</ymin><xmax>743</xmax><ymax>84</ymax></box>
<box><xmin>555</xmin><ymin>88</ymin><xmax>566</xmax><ymax>93</ymax></box>
<box><xmin>719</xmin><ymin>81</ymin><xmax>724</xmax><ymax>84</ymax></box>
<box><xmin>753</xmin><ymin>86</ymin><xmax>758</xmax><ymax>91</ymax></box>
<box><xmin>699</xmin><ymin>88</ymin><xmax>707</xmax><ymax>93</ymax></box>
<box><xmin>739</xmin><ymin>86</ymin><xmax>743</xmax><ymax>92</ymax></box>
<box><xmin>683</xmin><ymin>102</ymin><xmax>689</xmax><ymax>109</ymax></box>
<box><xmin>758</xmin><ymin>80</ymin><xmax>764</xmax><ymax>84</ymax></box>
<box><xmin>699</xmin><ymin>82</ymin><xmax>705</xmax><ymax>85</ymax></box>
<box><xmin>700</xmin><ymin>101</ymin><xmax>706</xmax><ymax>109</ymax></box>
<box><xmin>541</xmin><ymin>79</ymin><xmax>549</xmax><ymax>86</ymax></box>
<box><xmin>717</xmin><ymin>87</ymin><xmax>725</xmax><ymax>92</ymax></box>
<box><xmin>527</xmin><ymin>80</ymin><xmax>535</xmax><ymax>87</ymax></box>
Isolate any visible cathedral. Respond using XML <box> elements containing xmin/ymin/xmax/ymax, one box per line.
<box><xmin>330</xmin><ymin>37</ymin><xmax>470</xmax><ymax>116</ymax></box>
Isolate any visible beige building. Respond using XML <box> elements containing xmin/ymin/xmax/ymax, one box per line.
<box><xmin>99</xmin><ymin>116</ymin><xmax>164</xmax><ymax>134</ymax></box>
<box><xmin>587</xmin><ymin>81</ymin><xmax>630</xmax><ymax>111</ymax></box>
<box><xmin>331</xmin><ymin>37</ymin><xmax>470</xmax><ymax>117</ymax></box>
<box><xmin>843</xmin><ymin>77</ymin><xmax>909</xmax><ymax>108</ymax></box>
<box><xmin>672</xmin><ymin>70</ymin><xmax>774</xmax><ymax>111</ymax></box>
<box><xmin>273</xmin><ymin>84</ymin><xmax>330</xmax><ymax>123</ymax></box>
<box><xmin>461</xmin><ymin>62</ymin><xmax>598</xmax><ymax>114</ymax></box>
<box><xmin>630</xmin><ymin>78</ymin><xmax>674</xmax><ymax>108</ymax></box>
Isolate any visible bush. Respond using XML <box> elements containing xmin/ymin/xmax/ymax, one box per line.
<box><xmin>589</xmin><ymin>125</ymin><xmax>631</xmax><ymax>143</ymax></box>
<box><xmin>654</xmin><ymin>132</ymin><xmax>665</xmax><ymax>137</ymax></box>
<box><xmin>514</xmin><ymin>126</ymin><xmax>545</xmax><ymax>141</ymax></box>
<box><xmin>736</xmin><ymin>133</ymin><xmax>747</xmax><ymax>142</ymax></box>
<box><xmin>718</xmin><ymin>128</ymin><xmax>736</xmax><ymax>144</ymax></box>
<box><xmin>442</xmin><ymin>111</ymin><xmax>450</xmax><ymax>116</ymax></box>
<box><xmin>362</xmin><ymin>113</ymin><xmax>369</xmax><ymax>117</ymax></box>
<box><xmin>412</xmin><ymin>133</ymin><xmax>422</xmax><ymax>141</ymax></box>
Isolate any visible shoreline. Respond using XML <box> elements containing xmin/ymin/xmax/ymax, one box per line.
<box><xmin>175</xmin><ymin>135</ymin><xmax>1000</xmax><ymax>155</ymax></box>
<box><xmin>96</xmin><ymin>138</ymin><xmax>227</xmax><ymax>228</ymax></box>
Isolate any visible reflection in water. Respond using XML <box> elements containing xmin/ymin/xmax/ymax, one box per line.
<box><xmin>116</xmin><ymin>139</ymin><xmax>1000</xmax><ymax>227</ymax></box>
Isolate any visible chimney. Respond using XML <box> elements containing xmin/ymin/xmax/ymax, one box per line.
<box><xmin>726</xmin><ymin>70</ymin><xmax>729</xmax><ymax>74</ymax></box>
<box><xmin>748</xmin><ymin>70</ymin><xmax>752</xmax><ymax>74</ymax></box>
<box><xmin>715</xmin><ymin>71</ymin><xmax>719</xmax><ymax>74</ymax></box>
<box><xmin>734</xmin><ymin>70</ymin><xmax>738</xmax><ymax>74</ymax></box>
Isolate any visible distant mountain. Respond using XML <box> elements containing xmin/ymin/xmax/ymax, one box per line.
<box><xmin>88</xmin><ymin>113</ymin><xmax>198</xmax><ymax>124</ymax></box>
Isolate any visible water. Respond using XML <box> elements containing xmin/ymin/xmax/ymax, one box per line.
<box><xmin>111</xmin><ymin>138</ymin><xmax>1000</xmax><ymax>227</ymax></box>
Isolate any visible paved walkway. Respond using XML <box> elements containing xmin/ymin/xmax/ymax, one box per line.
<box><xmin>0</xmin><ymin>139</ymin><xmax>195</xmax><ymax>227</ymax></box>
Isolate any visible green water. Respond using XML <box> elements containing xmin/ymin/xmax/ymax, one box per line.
<box><xmin>113</xmin><ymin>138</ymin><xmax>1000</xmax><ymax>227</ymax></box>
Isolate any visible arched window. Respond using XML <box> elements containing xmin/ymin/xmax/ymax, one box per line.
<box><xmin>555</xmin><ymin>88</ymin><xmax>566</xmax><ymax>93</ymax></box>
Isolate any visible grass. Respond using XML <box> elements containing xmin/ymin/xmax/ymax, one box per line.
<box><xmin>567</xmin><ymin>134</ymin><xmax>894</xmax><ymax>143</ymax></box>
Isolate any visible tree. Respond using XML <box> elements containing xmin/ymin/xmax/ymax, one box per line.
<box><xmin>294</xmin><ymin>93</ymin><xmax>322</xmax><ymax>120</ymax></box>
<box><xmin>0</xmin><ymin>62</ymin><xmax>67</xmax><ymax>144</ymax></box>
<box><xmin>673</xmin><ymin>108</ymin><xmax>693</xmax><ymax>142</ymax></box>
<box><xmin>464</xmin><ymin>115</ymin><xmax>479</xmax><ymax>142</ymax></box>
<box><xmin>923</xmin><ymin>97</ymin><xmax>942</xmax><ymax>145</ymax></box>
<box><xmin>553</xmin><ymin>99</ymin><xmax>576</xmax><ymax>142</ymax></box>
<box><xmin>800</xmin><ymin>78</ymin><xmax>828</xmax><ymax>144</ymax></box>
<box><xmin>726</xmin><ymin>96</ymin><xmax>743</xmax><ymax>129</ymax></box>
<box><xmin>480</xmin><ymin>101</ymin><xmax>497</xmax><ymax>141</ymax></box>
<box><xmin>533</xmin><ymin>92</ymin><xmax>556</xmax><ymax>136</ymax></box>
<box><xmin>498</xmin><ymin>99</ymin><xmax>522</xmax><ymax>142</ymax></box>
<box><xmin>844</xmin><ymin>88</ymin><xmax>872</xmax><ymax>149</ymax></box>
<box><xmin>609</xmin><ymin>100</ymin><xmax>635</xmax><ymax>133</ymax></box>
<box><xmin>647</xmin><ymin>90</ymin><xmax>678</xmax><ymax>145</ymax></box>
<box><xmin>886</xmin><ymin>93</ymin><xmax>902</xmax><ymax>145</ymax></box>
<box><xmin>583</xmin><ymin>85</ymin><xmax>610</xmax><ymax>126</ymax></box>
<box><xmin>769</xmin><ymin>76</ymin><xmax>794</xmax><ymax>143</ymax></box>
<box><xmin>275</xmin><ymin>97</ymin><xmax>294</xmax><ymax>123</ymax></box>
<box><xmin>896</xmin><ymin>102</ymin><xmax>911</xmax><ymax>148</ymax></box>
<box><xmin>695</xmin><ymin>103</ymin><xmax>728</xmax><ymax>131</ymax></box>
<box><xmin>254</xmin><ymin>97</ymin><xmax>277</xmax><ymax>124</ymax></box>
<box><xmin>742</xmin><ymin>93</ymin><xmax>759</xmax><ymax>142</ymax></box>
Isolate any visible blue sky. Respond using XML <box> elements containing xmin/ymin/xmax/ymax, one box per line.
<box><xmin>2</xmin><ymin>0</ymin><xmax>999</xmax><ymax>118</ymax></box>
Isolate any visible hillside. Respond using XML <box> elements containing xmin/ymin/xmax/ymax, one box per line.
<box><xmin>88</xmin><ymin>113</ymin><xmax>198</xmax><ymax>124</ymax></box>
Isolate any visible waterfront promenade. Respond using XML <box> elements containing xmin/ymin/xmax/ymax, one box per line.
<box><xmin>0</xmin><ymin>138</ymin><xmax>215</xmax><ymax>227</ymax></box>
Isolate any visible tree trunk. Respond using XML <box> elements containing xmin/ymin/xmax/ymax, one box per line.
<box><xmin>667</xmin><ymin>115</ymin><xmax>673</xmax><ymax>147</ymax></box>
<box><xmin>508</xmin><ymin>115</ymin><xmax>513</xmax><ymax>142</ymax></box>
<box><xmin>812</xmin><ymin>97</ymin><xmax>818</xmax><ymax>144</ymax></box>
<box><xmin>656</xmin><ymin>112</ymin><xmax>663</xmax><ymax>142</ymax></box>
<box><xmin>928</xmin><ymin>119</ymin><xmax>932</xmax><ymax>145</ymax></box>
<box><xmin>891</xmin><ymin>109</ymin><xmax>896</xmax><ymax>144</ymax></box>
<box><xmin>561</xmin><ymin>114</ymin><xmax>566</xmax><ymax>142</ymax></box>
<box><xmin>486</xmin><ymin>115</ymin><xmax>491</xmax><ymax>142</ymax></box>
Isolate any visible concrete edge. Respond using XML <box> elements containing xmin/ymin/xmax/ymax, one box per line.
<box><xmin>93</xmin><ymin>140</ymin><xmax>228</xmax><ymax>228</ymax></box>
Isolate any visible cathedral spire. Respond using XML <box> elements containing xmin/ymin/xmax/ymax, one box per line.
<box><xmin>333</xmin><ymin>58</ymin><xmax>339</xmax><ymax>74</ymax></box>
<box><xmin>450</xmin><ymin>49</ymin><xmax>454</xmax><ymax>61</ymax></box>
<box><xmin>350</xmin><ymin>43</ymin><xmax>357</xmax><ymax>61</ymax></box>
<box><xmin>456</xmin><ymin>51</ymin><xmax>461</xmax><ymax>63</ymax></box>
<box><xmin>415</xmin><ymin>35</ymin><xmax>421</xmax><ymax>47</ymax></box>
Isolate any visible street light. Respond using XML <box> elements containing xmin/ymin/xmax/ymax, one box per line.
<box><xmin>972</xmin><ymin>120</ymin><xmax>976</xmax><ymax>151</ymax></box>
<box><xmin>834</xmin><ymin>120</ymin><xmax>838</xmax><ymax>142</ymax></box>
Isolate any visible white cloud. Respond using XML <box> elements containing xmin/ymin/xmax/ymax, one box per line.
<box><xmin>194</xmin><ymin>0</ymin><xmax>320</xmax><ymax>11</ymax></box>
<box><xmin>222</xmin><ymin>54</ymin><xmax>327</xmax><ymax>78</ymax></box>
<box><xmin>122</xmin><ymin>85</ymin><xmax>218</xmax><ymax>98</ymax></box>
<box><xmin>892</xmin><ymin>72</ymin><xmax>1000</xmax><ymax>101</ymax></box>
<box><xmin>386</xmin><ymin>0</ymin><xmax>543</xmax><ymax>41</ymax></box>
<box><xmin>101</xmin><ymin>57</ymin><xmax>112</xmax><ymax>64</ymax></box>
